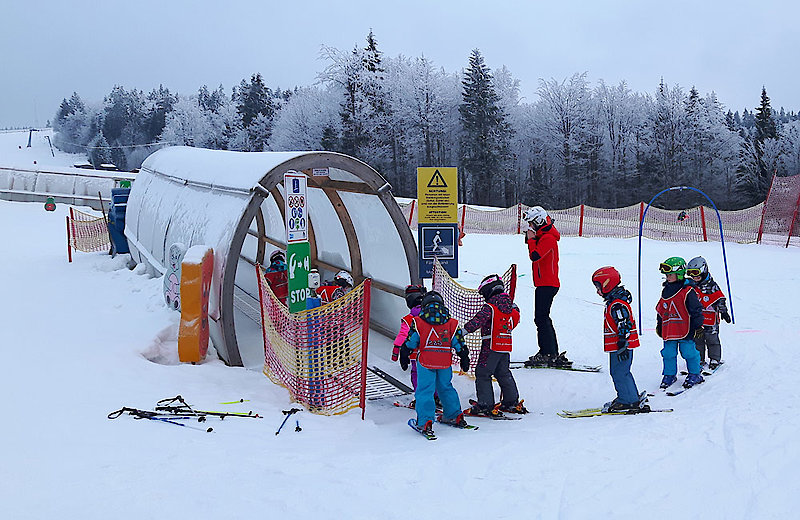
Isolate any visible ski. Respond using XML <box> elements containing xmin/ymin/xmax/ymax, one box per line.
<box><xmin>558</xmin><ymin>407</ymin><xmax>673</xmax><ymax>418</ymax></box>
<box><xmin>408</xmin><ymin>418</ymin><xmax>437</xmax><ymax>440</ymax></box>
<box><xmin>393</xmin><ymin>401</ymin><xmax>443</xmax><ymax>412</ymax></box>
<box><xmin>681</xmin><ymin>360</ymin><xmax>724</xmax><ymax>377</ymax></box>
<box><xmin>510</xmin><ymin>361</ymin><xmax>602</xmax><ymax>373</ymax></box>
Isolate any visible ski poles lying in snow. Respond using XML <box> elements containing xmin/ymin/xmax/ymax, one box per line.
<box><xmin>155</xmin><ymin>395</ymin><xmax>262</xmax><ymax>419</ymax></box>
<box><xmin>108</xmin><ymin>395</ymin><xmax>263</xmax><ymax>432</ymax></box>
<box><xmin>107</xmin><ymin>407</ymin><xmax>214</xmax><ymax>432</ymax></box>
<box><xmin>275</xmin><ymin>408</ymin><xmax>302</xmax><ymax>435</ymax></box>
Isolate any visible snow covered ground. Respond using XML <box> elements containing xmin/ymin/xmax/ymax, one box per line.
<box><xmin>2</xmin><ymin>134</ymin><xmax>799</xmax><ymax>519</ymax></box>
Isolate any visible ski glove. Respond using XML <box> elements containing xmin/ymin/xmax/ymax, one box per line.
<box><xmin>655</xmin><ymin>322</ymin><xmax>662</xmax><ymax>338</ymax></box>
<box><xmin>692</xmin><ymin>327</ymin><xmax>705</xmax><ymax>340</ymax></box>
<box><xmin>399</xmin><ymin>347</ymin><xmax>411</xmax><ymax>371</ymax></box>
<box><xmin>721</xmin><ymin>311</ymin><xmax>731</xmax><ymax>323</ymax></box>
<box><xmin>616</xmin><ymin>348</ymin><xmax>629</xmax><ymax>362</ymax></box>
<box><xmin>458</xmin><ymin>348</ymin><xmax>470</xmax><ymax>372</ymax></box>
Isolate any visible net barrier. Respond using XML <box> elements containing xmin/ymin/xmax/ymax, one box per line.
<box><xmin>67</xmin><ymin>207</ymin><xmax>110</xmax><ymax>260</ymax></box>
<box><xmin>256</xmin><ymin>265</ymin><xmax>371</xmax><ymax>417</ymax></box>
<box><xmin>431</xmin><ymin>258</ymin><xmax>517</xmax><ymax>375</ymax></box>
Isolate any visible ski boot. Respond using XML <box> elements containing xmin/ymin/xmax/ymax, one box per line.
<box><xmin>708</xmin><ymin>360</ymin><xmax>721</xmax><ymax>370</ymax></box>
<box><xmin>466</xmin><ymin>403</ymin><xmax>505</xmax><ymax>419</ymax></box>
<box><xmin>549</xmin><ymin>351</ymin><xmax>573</xmax><ymax>368</ymax></box>
<box><xmin>441</xmin><ymin>412</ymin><xmax>469</xmax><ymax>428</ymax></box>
<box><xmin>524</xmin><ymin>352</ymin><xmax>550</xmax><ymax>368</ymax></box>
<box><xmin>499</xmin><ymin>399</ymin><xmax>529</xmax><ymax>414</ymax></box>
<box><xmin>660</xmin><ymin>375</ymin><xmax>677</xmax><ymax>389</ymax></box>
<box><xmin>420</xmin><ymin>420</ymin><xmax>435</xmax><ymax>435</ymax></box>
<box><xmin>683</xmin><ymin>372</ymin><xmax>705</xmax><ymax>388</ymax></box>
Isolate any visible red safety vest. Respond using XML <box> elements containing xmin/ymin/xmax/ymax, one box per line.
<box><xmin>603</xmin><ymin>299</ymin><xmax>640</xmax><ymax>352</ymax></box>
<box><xmin>412</xmin><ymin>317</ymin><xmax>459</xmax><ymax>369</ymax></box>
<box><xmin>264</xmin><ymin>270</ymin><xmax>288</xmax><ymax>303</ymax></box>
<box><xmin>694</xmin><ymin>288</ymin><xmax>725</xmax><ymax>326</ymax></box>
<box><xmin>487</xmin><ymin>304</ymin><xmax>520</xmax><ymax>352</ymax></box>
<box><xmin>400</xmin><ymin>314</ymin><xmax>418</xmax><ymax>360</ymax></box>
<box><xmin>315</xmin><ymin>285</ymin><xmax>340</xmax><ymax>304</ymax></box>
<box><xmin>656</xmin><ymin>287</ymin><xmax>692</xmax><ymax>340</ymax></box>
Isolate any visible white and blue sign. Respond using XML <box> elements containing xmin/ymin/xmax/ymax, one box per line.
<box><xmin>418</xmin><ymin>223</ymin><xmax>458</xmax><ymax>277</ymax></box>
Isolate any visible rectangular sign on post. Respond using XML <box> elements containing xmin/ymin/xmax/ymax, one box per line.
<box><xmin>285</xmin><ymin>171</ymin><xmax>310</xmax><ymax>312</ymax></box>
<box><xmin>417</xmin><ymin>167</ymin><xmax>459</xmax><ymax>278</ymax></box>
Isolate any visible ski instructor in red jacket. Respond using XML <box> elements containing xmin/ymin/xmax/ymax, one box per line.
<box><xmin>522</xmin><ymin>206</ymin><xmax>572</xmax><ymax>368</ymax></box>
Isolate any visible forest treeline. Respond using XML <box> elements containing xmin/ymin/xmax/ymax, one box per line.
<box><xmin>51</xmin><ymin>31</ymin><xmax>800</xmax><ymax>210</ymax></box>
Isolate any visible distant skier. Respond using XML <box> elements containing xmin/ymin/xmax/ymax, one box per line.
<box><xmin>592</xmin><ymin>266</ymin><xmax>648</xmax><ymax>412</ymax></box>
<box><xmin>522</xmin><ymin>206</ymin><xmax>572</xmax><ymax>368</ymax></box>
<box><xmin>463</xmin><ymin>274</ymin><xmax>528</xmax><ymax>418</ymax></box>
<box><xmin>401</xmin><ymin>291</ymin><xmax>470</xmax><ymax>436</ymax></box>
<box><xmin>656</xmin><ymin>257</ymin><xmax>705</xmax><ymax>389</ymax></box>
<box><xmin>686</xmin><ymin>256</ymin><xmax>730</xmax><ymax>370</ymax></box>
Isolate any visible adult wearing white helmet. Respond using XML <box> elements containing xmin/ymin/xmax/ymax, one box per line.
<box><xmin>522</xmin><ymin>206</ymin><xmax>572</xmax><ymax>368</ymax></box>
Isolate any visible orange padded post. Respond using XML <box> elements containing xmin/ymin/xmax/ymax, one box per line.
<box><xmin>178</xmin><ymin>246</ymin><xmax>214</xmax><ymax>363</ymax></box>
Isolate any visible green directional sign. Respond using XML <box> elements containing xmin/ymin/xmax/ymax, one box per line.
<box><xmin>287</xmin><ymin>241</ymin><xmax>311</xmax><ymax>312</ymax></box>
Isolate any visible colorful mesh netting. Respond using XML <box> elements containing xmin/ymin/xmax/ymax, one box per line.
<box><xmin>67</xmin><ymin>208</ymin><xmax>110</xmax><ymax>253</ymax></box>
<box><xmin>256</xmin><ymin>266</ymin><xmax>371</xmax><ymax>417</ymax></box>
<box><xmin>431</xmin><ymin>259</ymin><xmax>517</xmax><ymax>374</ymax></box>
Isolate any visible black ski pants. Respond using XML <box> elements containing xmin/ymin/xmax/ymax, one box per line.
<box><xmin>534</xmin><ymin>286</ymin><xmax>559</xmax><ymax>356</ymax></box>
<box><xmin>474</xmin><ymin>350</ymin><xmax>518</xmax><ymax>408</ymax></box>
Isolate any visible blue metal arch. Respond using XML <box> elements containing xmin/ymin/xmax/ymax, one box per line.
<box><xmin>638</xmin><ymin>186</ymin><xmax>735</xmax><ymax>331</ymax></box>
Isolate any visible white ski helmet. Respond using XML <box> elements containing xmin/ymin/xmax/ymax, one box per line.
<box><xmin>334</xmin><ymin>270</ymin><xmax>354</xmax><ymax>288</ymax></box>
<box><xmin>523</xmin><ymin>206</ymin><xmax>549</xmax><ymax>228</ymax></box>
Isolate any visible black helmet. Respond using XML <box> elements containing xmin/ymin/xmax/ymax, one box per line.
<box><xmin>404</xmin><ymin>284</ymin><xmax>427</xmax><ymax>309</ymax></box>
<box><xmin>421</xmin><ymin>290</ymin><xmax>444</xmax><ymax>308</ymax></box>
<box><xmin>478</xmin><ymin>274</ymin><xmax>505</xmax><ymax>300</ymax></box>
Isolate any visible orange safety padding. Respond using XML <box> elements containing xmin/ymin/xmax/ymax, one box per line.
<box><xmin>178</xmin><ymin>247</ymin><xmax>214</xmax><ymax>363</ymax></box>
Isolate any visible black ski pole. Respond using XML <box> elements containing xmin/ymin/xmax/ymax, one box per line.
<box><xmin>275</xmin><ymin>408</ymin><xmax>302</xmax><ymax>435</ymax></box>
<box><xmin>295</xmin><ymin>418</ymin><xmax>302</xmax><ymax>432</ymax></box>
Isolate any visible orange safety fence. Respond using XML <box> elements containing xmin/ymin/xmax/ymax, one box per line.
<box><xmin>66</xmin><ymin>207</ymin><xmax>110</xmax><ymax>262</ymax></box>
<box><xmin>256</xmin><ymin>265</ymin><xmax>371</xmax><ymax>418</ymax></box>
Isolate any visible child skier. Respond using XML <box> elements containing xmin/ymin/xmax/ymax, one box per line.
<box><xmin>263</xmin><ymin>250</ymin><xmax>288</xmax><ymax>304</ymax></box>
<box><xmin>592</xmin><ymin>267</ymin><xmax>648</xmax><ymax>412</ymax></box>
<box><xmin>316</xmin><ymin>270</ymin><xmax>354</xmax><ymax>304</ymax></box>
<box><xmin>686</xmin><ymin>256</ymin><xmax>730</xmax><ymax>369</ymax></box>
<box><xmin>463</xmin><ymin>274</ymin><xmax>527</xmax><ymax>417</ymax></box>
<box><xmin>400</xmin><ymin>291</ymin><xmax>471</xmax><ymax>436</ymax></box>
<box><xmin>656</xmin><ymin>257</ymin><xmax>705</xmax><ymax>389</ymax></box>
<box><xmin>392</xmin><ymin>285</ymin><xmax>427</xmax><ymax>399</ymax></box>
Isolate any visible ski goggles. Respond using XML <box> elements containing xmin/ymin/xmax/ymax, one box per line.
<box><xmin>659</xmin><ymin>262</ymin><xmax>683</xmax><ymax>274</ymax></box>
<box><xmin>686</xmin><ymin>268</ymin><xmax>703</xmax><ymax>277</ymax></box>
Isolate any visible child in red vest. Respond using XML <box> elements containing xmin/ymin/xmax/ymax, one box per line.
<box><xmin>463</xmin><ymin>274</ymin><xmax>527</xmax><ymax>417</ymax></box>
<box><xmin>315</xmin><ymin>270</ymin><xmax>354</xmax><ymax>304</ymax></box>
<box><xmin>263</xmin><ymin>250</ymin><xmax>288</xmax><ymax>304</ymax></box>
<box><xmin>687</xmin><ymin>256</ymin><xmax>730</xmax><ymax>369</ymax></box>
<box><xmin>400</xmin><ymin>291</ymin><xmax>470</xmax><ymax>435</ymax></box>
<box><xmin>592</xmin><ymin>267</ymin><xmax>648</xmax><ymax>412</ymax></box>
<box><xmin>656</xmin><ymin>257</ymin><xmax>705</xmax><ymax>389</ymax></box>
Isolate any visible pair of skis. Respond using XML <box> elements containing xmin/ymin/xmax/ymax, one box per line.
<box><xmin>408</xmin><ymin>416</ymin><xmax>479</xmax><ymax>441</ymax></box>
<box><xmin>509</xmin><ymin>361</ymin><xmax>602</xmax><ymax>373</ymax></box>
<box><xmin>661</xmin><ymin>360</ymin><xmax>724</xmax><ymax>396</ymax></box>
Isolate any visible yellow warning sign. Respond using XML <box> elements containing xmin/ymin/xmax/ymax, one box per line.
<box><xmin>417</xmin><ymin>167</ymin><xmax>458</xmax><ymax>223</ymax></box>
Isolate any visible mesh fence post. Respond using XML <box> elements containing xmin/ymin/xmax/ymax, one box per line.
<box><xmin>517</xmin><ymin>204</ymin><xmax>522</xmax><ymax>234</ymax></box>
<box><xmin>785</xmin><ymin>190</ymin><xmax>800</xmax><ymax>248</ymax></box>
<box><xmin>407</xmin><ymin>199</ymin><xmax>415</xmax><ymax>227</ymax></box>
<box><xmin>359</xmin><ymin>279</ymin><xmax>372</xmax><ymax>420</ymax></box>
<box><xmin>66</xmin><ymin>215</ymin><xmax>72</xmax><ymax>263</ymax></box>
<box><xmin>578</xmin><ymin>204</ymin><xmax>585</xmax><ymax>237</ymax></box>
<box><xmin>700</xmin><ymin>206</ymin><xmax>708</xmax><ymax>241</ymax></box>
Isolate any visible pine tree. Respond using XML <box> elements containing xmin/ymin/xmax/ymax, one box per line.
<box><xmin>754</xmin><ymin>86</ymin><xmax>777</xmax><ymax>141</ymax></box>
<box><xmin>459</xmin><ymin>49</ymin><xmax>508</xmax><ymax>205</ymax></box>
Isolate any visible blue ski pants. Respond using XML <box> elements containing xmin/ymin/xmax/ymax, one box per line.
<box><xmin>609</xmin><ymin>350</ymin><xmax>640</xmax><ymax>404</ymax></box>
<box><xmin>415</xmin><ymin>364</ymin><xmax>462</xmax><ymax>427</ymax></box>
<box><xmin>661</xmin><ymin>339</ymin><xmax>701</xmax><ymax>376</ymax></box>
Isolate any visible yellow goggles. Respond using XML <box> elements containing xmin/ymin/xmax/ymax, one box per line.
<box><xmin>659</xmin><ymin>262</ymin><xmax>682</xmax><ymax>274</ymax></box>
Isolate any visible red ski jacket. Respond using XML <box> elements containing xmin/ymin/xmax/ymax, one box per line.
<box><xmin>526</xmin><ymin>223</ymin><xmax>560</xmax><ymax>287</ymax></box>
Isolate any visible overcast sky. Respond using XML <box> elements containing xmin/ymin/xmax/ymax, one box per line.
<box><xmin>1</xmin><ymin>0</ymin><xmax>797</xmax><ymax>128</ymax></box>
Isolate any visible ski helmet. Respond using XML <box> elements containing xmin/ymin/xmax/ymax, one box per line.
<box><xmin>522</xmin><ymin>206</ymin><xmax>549</xmax><ymax>229</ymax></box>
<box><xmin>686</xmin><ymin>256</ymin><xmax>708</xmax><ymax>279</ymax></box>
<box><xmin>478</xmin><ymin>274</ymin><xmax>505</xmax><ymax>301</ymax></box>
<box><xmin>659</xmin><ymin>257</ymin><xmax>686</xmax><ymax>280</ymax></box>
<box><xmin>420</xmin><ymin>290</ymin><xmax>444</xmax><ymax>308</ymax></box>
<box><xmin>334</xmin><ymin>270</ymin><xmax>354</xmax><ymax>288</ymax></box>
<box><xmin>591</xmin><ymin>266</ymin><xmax>621</xmax><ymax>295</ymax></box>
<box><xmin>269</xmin><ymin>250</ymin><xmax>285</xmax><ymax>264</ymax></box>
<box><xmin>404</xmin><ymin>284</ymin><xmax>427</xmax><ymax>309</ymax></box>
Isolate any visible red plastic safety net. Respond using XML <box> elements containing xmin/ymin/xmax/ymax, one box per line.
<box><xmin>256</xmin><ymin>265</ymin><xmax>371</xmax><ymax>417</ymax></box>
<box><xmin>431</xmin><ymin>259</ymin><xmax>517</xmax><ymax>374</ymax></box>
<box><xmin>67</xmin><ymin>207</ymin><xmax>110</xmax><ymax>253</ymax></box>
<box><xmin>760</xmin><ymin>174</ymin><xmax>800</xmax><ymax>246</ymax></box>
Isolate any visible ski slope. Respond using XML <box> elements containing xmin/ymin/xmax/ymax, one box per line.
<box><xmin>1</xmin><ymin>133</ymin><xmax>799</xmax><ymax>519</ymax></box>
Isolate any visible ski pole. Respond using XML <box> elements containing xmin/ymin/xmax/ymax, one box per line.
<box><xmin>295</xmin><ymin>418</ymin><xmax>302</xmax><ymax>432</ymax></box>
<box><xmin>275</xmin><ymin>408</ymin><xmax>302</xmax><ymax>435</ymax></box>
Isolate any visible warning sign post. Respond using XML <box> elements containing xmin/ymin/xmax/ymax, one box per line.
<box><xmin>417</xmin><ymin>167</ymin><xmax>458</xmax><ymax>278</ymax></box>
